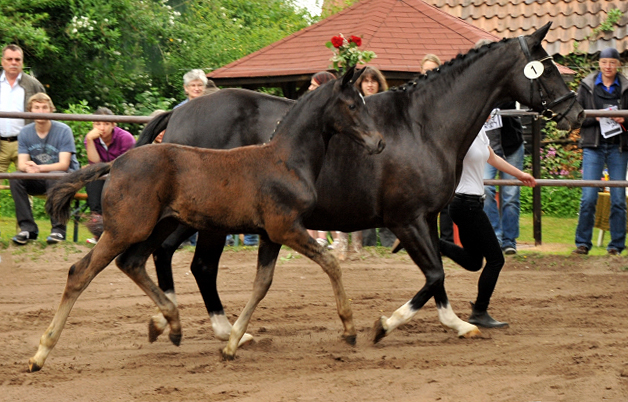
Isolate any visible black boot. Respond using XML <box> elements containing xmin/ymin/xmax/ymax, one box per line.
<box><xmin>468</xmin><ymin>302</ymin><xmax>508</xmax><ymax>328</ymax></box>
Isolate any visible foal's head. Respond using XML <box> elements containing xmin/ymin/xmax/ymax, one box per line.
<box><xmin>318</xmin><ymin>66</ymin><xmax>385</xmax><ymax>155</ymax></box>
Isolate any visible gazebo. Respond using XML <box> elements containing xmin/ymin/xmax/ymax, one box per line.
<box><xmin>208</xmin><ymin>0</ymin><xmax>499</xmax><ymax>98</ymax></box>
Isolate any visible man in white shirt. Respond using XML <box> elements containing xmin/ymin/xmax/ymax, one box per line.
<box><xmin>0</xmin><ymin>44</ymin><xmax>45</xmax><ymax>173</ymax></box>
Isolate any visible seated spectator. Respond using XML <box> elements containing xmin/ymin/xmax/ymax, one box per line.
<box><xmin>11</xmin><ymin>93</ymin><xmax>80</xmax><ymax>245</ymax></box>
<box><xmin>84</xmin><ymin>107</ymin><xmax>136</xmax><ymax>243</ymax></box>
<box><xmin>175</xmin><ymin>69</ymin><xmax>207</xmax><ymax>109</ymax></box>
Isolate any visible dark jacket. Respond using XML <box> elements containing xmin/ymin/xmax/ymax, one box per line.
<box><xmin>577</xmin><ymin>71</ymin><xmax>628</xmax><ymax>150</ymax></box>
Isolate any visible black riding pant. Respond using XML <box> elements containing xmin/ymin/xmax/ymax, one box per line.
<box><xmin>439</xmin><ymin>194</ymin><xmax>504</xmax><ymax>312</ymax></box>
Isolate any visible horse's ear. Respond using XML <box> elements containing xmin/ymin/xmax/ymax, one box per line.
<box><xmin>341</xmin><ymin>65</ymin><xmax>357</xmax><ymax>88</ymax></box>
<box><xmin>351</xmin><ymin>67</ymin><xmax>365</xmax><ymax>84</ymax></box>
<box><xmin>529</xmin><ymin>22</ymin><xmax>552</xmax><ymax>47</ymax></box>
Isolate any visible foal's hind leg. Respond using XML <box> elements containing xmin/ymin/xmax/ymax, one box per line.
<box><xmin>373</xmin><ymin>218</ymin><xmax>480</xmax><ymax>343</ymax></box>
<box><xmin>222</xmin><ymin>234</ymin><xmax>282</xmax><ymax>360</ymax></box>
<box><xmin>149</xmin><ymin>224</ymin><xmax>196</xmax><ymax>342</ymax></box>
<box><xmin>117</xmin><ymin>219</ymin><xmax>183</xmax><ymax>346</ymax></box>
<box><xmin>192</xmin><ymin>231</ymin><xmax>254</xmax><ymax>346</ymax></box>
<box><xmin>29</xmin><ymin>232</ymin><xmax>127</xmax><ymax>372</ymax></box>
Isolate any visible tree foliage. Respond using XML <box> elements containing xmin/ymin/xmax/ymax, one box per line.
<box><xmin>0</xmin><ymin>0</ymin><xmax>311</xmax><ymax>114</ymax></box>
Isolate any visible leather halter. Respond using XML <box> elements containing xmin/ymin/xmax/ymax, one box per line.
<box><xmin>517</xmin><ymin>36</ymin><xmax>577</xmax><ymax>123</ymax></box>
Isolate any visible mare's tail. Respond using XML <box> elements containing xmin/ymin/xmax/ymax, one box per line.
<box><xmin>45</xmin><ymin>163</ymin><xmax>112</xmax><ymax>224</ymax></box>
<box><xmin>135</xmin><ymin>111</ymin><xmax>172</xmax><ymax>146</ymax></box>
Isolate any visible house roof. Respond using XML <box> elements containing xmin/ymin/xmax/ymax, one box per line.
<box><xmin>209</xmin><ymin>0</ymin><xmax>499</xmax><ymax>87</ymax></box>
<box><xmin>422</xmin><ymin>0</ymin><xmax>628</xmax><ymax>56</ymax></box>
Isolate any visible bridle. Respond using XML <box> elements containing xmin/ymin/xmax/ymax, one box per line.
<box><xmin>518</xmin><ymin>36</ymin><xmax>577</xmax><ymax>123</ymax></box>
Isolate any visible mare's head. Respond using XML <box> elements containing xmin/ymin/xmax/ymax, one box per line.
<box><xmin>316</xmin><ymin>66</ymin><xmax>385</xmax><ymax>155</ymax></box>
<box><xmin>505</xmin><ymin>22</ymin><xmax>584</xmax><ymax>131</ymax></box>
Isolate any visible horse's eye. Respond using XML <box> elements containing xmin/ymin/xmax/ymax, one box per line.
<box><xmin>349</xmin><ymin>104</ymin><xmax>357</xmax><ymax>110</ymax></box>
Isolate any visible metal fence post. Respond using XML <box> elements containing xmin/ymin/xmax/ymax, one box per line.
<box><xmin>532</xmin><ymin>117</ymin><xmax>542</xmax><ymax>245</ymax></box>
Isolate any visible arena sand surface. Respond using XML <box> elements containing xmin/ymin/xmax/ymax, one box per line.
<box><xmin>1</xmin><ymin>244</ymin><xmax>628</xmax><ymax>401</ymax></box>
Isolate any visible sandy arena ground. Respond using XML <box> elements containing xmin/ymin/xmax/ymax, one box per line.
<box><xmin>2</xmin><ymin>244</ymin><xmax>628</xmax><ymax>401</ymax></box>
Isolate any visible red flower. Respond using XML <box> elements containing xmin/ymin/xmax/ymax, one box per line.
<box><xmin>349</xmin><ymin>35</ymin><xmax>362</xmax><ymax>46</ymax></box>
<box><xmin>331</xmin><ymin>35</ymin><xmax>344</xmax><ymax>48</ymax></box>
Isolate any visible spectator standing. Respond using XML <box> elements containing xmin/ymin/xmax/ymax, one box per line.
<box><xmin>351</xmin><ymin>66</ymin><xmax>396</xmax><ymax>251</ymax></box>
<box><xmin>573</xmin><ymin>47</ymin><xmax>628</xmax><ymax>255</ymax></box>
<box><xmin>175</xmin><ymin>69</ymin><xmax>207</xmax><ymax>109</ymax></box>
<box><xmin>83</xmin><ymin>107</ymin><xmax>136</xmax><ymax>243</ymax></box>
<box><xmin>10</xmin><ymin>93</ymin><xmax>79</xmax><ymax>245</ymax></box>
<box><xmin>0</xmin><ymin>44</ymin><xmax>45</xmax><ymax>173</ymax></box>
<box><xmin>482</xmin><ymin>102</ymin><xmax>525</xmax><ymax>255</ymax></box>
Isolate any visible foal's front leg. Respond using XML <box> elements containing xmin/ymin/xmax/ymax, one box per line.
<box><xmin>222</xmin><ymin>235</ymin><xmax>282</xmax><ymax>360</ymax></box>
<box><xmin>284</xmin><ymin>230</ymin><xmax>356</xmax><ymax>345</ymax></box>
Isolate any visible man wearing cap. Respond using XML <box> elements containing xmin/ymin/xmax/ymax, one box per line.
<box><xmin>573</xmin><ymin>47</ymin><xmax>628</xmax><ymax>255</ymax></box>
<box><xmin>0</xmin><ymin>44</ymin><xmax>45</xmax><ymax>173</ymax></box>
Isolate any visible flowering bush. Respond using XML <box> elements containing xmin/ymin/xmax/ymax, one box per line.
<box><xmin>325</xmin><ymin>33</ymin><xmax>376</xmax><ymax>72</ymax></box>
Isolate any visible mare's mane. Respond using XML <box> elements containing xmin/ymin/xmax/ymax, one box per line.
<box><xmin>390</xmin><ymin>37</ymin><xmax>511</xmax><ymax>93</ymax></box>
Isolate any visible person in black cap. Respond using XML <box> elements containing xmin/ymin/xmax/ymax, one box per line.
<box><xmin>573</xmin><ymin>47</ymin><xmax>628</xmax><ymax>255</ymax></box>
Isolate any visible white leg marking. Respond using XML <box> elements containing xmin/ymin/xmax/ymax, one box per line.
<box><xmin>383</xmin><ymin>301</ymin><xmax>416</xmax><ymax>335</ymax></box>
<box><xmin>437</xmin><ymin>303</ymin><xmax>480</xmax><ymax>337</ymax></box>
<box><xmin>211</xmin><ymin>313</ymin><xmax>254</xmax><ymax>346</ymax></box>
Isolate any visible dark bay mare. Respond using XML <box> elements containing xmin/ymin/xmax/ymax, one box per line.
<box><xmin>28</xmin><ymin>67</ymin><xmax>384</xmax><ymax>372</ymax></box>
<box><xmin>137</xmin><ymin>23</ymin><xmax>583</xmax><ymax>348</ymax></box>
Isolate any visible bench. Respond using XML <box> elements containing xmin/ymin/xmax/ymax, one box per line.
<box><xmin>0</xmin><ymin>184</ymin><xmax>88</xmax><ymax>243</ymax></box>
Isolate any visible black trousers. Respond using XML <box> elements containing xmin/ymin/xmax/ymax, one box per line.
<box><xmin>439</xmin><ymin>194</ymin><xmax>504</xmax><ymax>312</ymax></box>
<box><xmin>439</xmin><ymin>201</ymin><xmax>454</xmax><ymax>242</ymax></box>
<box><xmin>86</xmin><ymin>180</ymin><xmax>104</xmax><ymax>214</ymax></box>
<box><xmin>10</xmin><ymin>178</ymin><xmax>66</xmax><ymax>236</ymax></box>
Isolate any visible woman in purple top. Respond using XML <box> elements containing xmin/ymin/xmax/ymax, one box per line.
<box><xmin>83</xmin><ymin>107</ymin><xmax>136</xmax><ymax>242</ymax></box>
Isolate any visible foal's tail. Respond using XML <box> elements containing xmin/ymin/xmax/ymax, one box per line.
<box><xmin>45</xmin><ymin>163</ymin><xmax>113</xmax><ymax>224</ymax></box>
<box><xmin>135</xmin><ymin>111</ymin><xmax>172</xmax><ymax>146</ymax></box>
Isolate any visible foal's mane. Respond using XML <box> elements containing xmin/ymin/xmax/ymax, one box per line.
<box><xmin>390</xmin><ymin>37</ymin><xmax>511</xmax><ymax>93</ymax></box>
<box><xmin>267</xmin><ymin>79</ymin><xmax>333</xmax><ymax>142</ymax></box>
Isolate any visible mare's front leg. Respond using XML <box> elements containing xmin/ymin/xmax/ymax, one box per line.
<box><xmin>373</xmin><ymin>216</ymin><xmax>480</xmax><ymax>343</ymax></box>
<box><xmin>283</xmin><ymin>229</ymin><xmax>356</xmax><ymax>345</ymax></box>
<box><xmin>29</xmin><ymin>232</ymin><xmax>128</xmax><ymax>372</ymax></box>
<box><xmin>192</xmin><ymin>231</ymin><xmax>254</xmax><ymax>346</ymax></box>
<box><xmin>149</xmin><ymin>224</ymin><xmax>196</xmax><ymax>342</ymax></box>
<box><xmin>222</xmin><ymin>234</ymin><xmax>282</xmax><ymax>360</ymax></box>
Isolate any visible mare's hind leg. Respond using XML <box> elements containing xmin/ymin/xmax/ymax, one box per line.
<box><xmin>192</xmin><ymin>231</ymin><xmax>254</xmax><ymax>346</ymax></box>
<box><xmin>281</xmin><ymin>229</ymin><xmax>356</xmax><ymax>345</ymax></box>
<box><xmin>29</xmin><ymin>232</ymin><xmax>128</xmax><ymax>372</ymax></box>
<box><xmin>149</xmin><ymin>224</ymin><xmax>196</xmax><ymax>342</ymax></box>
<box><xmin>222</xmin><ymin>233</ymin><xmax>282</xmax><ymax>360</ymax></box>
<box><xmin>116</xmin><ymin>218</ymin><xmax>184</xmax><ymax>346</ymax></box>
<box><xmin>373</xmin><ymin>217</ymin><xmax>480</xmax><ymax>343</ymax></box>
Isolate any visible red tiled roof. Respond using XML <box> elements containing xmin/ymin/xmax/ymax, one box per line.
<box><xmin>423</xmin><ymin>0</ymin><xmax>628</xmax><ymax>56</ymax></box>
<box><xmin>209</xmin><ymin>0</ymin><xmax>499</xmax><ymax>84</ymax></box>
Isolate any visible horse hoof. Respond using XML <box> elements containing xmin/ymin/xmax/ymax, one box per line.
<box><xmin>221</xmin><ymin>348</ymin><xmax>236</xmax><ymax>361</ymax></box>
<box><xmin>169</xmin><ymin>332</ymin><xmax>182</xmax><ymax>346</ymax></box>
<box><xmin>342</xmin><ymin>334</ymin><xmax>357</xmax><ymax>346</ymax></box>
<box><xmin>459</xmin><ymin>326</ymin><xmax>482</xmax><ymax>339</ymax></box>
<box><xmin>28</xmin><ymin>358</ymin><xmax>42</xmax><ymax>373</ymax></box>
<box><xmin>148</xmin><ymin>320</ymin><xmax>163</xmax><ymax>343</ymax></box>
<box><xmin>372</xmin><ymin>316</ymin><xmax>388</xmax><ymax>344</ymax></box>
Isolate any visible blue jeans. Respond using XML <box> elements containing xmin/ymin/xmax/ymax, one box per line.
<box><xmin>575</xmin><ymin>144</ymin><xmax>628</xmax><ymax>252</ymax></box>
<box><xmin>483</xmin><ymin>143</ymin><xmax>524</xmax><ymax>250</ymax></box>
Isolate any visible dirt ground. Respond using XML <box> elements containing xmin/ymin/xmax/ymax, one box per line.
<box><xmin>2</xmin><ymin>243</ymin><xmax>628</xmax><ymax>401</ymax></box>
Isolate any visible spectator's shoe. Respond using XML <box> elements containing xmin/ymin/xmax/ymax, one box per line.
<box><xmin>46</xmin><ymin>232</ymin><xmax>65</xmax><ymax>244</ymax></box>
<box><xmin>503</xmin><ymin>247</ymin><xmax>517</xmax><ymax>255</ymax></box>
<box><xmin>608</xmin><ymin>248</ymin><xmax>621</xmax><ymax>256</ymax></box>
<box><xmin>13</xmin><ymin>231</ymin><xmax>37</xmax><ymax>245</ymax></box>
<box><xmin>86</xmin><ymin>238</ymin><xmax>98</xmax><ymax>245</ymax></box>
<box><xmin>572</xmin><ymin>245</ymin><xmax>589</xmax><ymax>255</ymax></box>
<box><xmin>84</xmin><ymin>213</ymin><xmax>104</xmax><ymax>239</ymax></box>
